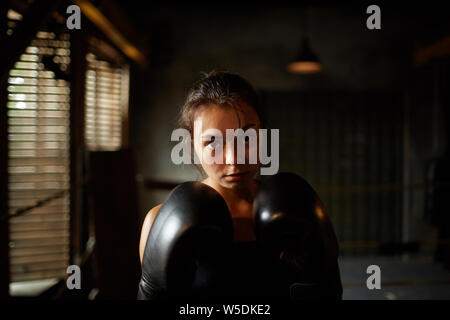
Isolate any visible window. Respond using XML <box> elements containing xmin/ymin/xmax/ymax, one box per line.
<box><xmin>85</xmin><ymin>53</ymin><xmax>129</xmax><ymax>151</ymax></box>
<box><xmin>7</xmin><ymin>9</ymin><xmax>71</xmax><ymax>282</ymax></box>
<box><xmin>5</xmin><ymin>6</ymin><xmax>131</xmax><ymax>287</ymax></box>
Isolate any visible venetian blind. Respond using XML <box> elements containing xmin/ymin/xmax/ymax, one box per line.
<box><xmin>7</xmin><ymin>9</ymin><xmax>71</xmax><ymax>282</ymax></box>
<box><xmin>85</xmin><ymin>52</ymin><xmax>129</xmax><ymax>151</ymax></box>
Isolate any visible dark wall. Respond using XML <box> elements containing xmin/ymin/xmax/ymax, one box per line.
<box><xmin>124</xmin><ymin>4</ymin><xmax>449</xmax><ymax>248</ymax></box>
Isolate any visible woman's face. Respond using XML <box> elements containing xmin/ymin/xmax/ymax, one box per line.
<box><xmin>193</xmin><ymin>103</ymin><xmax>261</xmax><ymax>190</ymax></box>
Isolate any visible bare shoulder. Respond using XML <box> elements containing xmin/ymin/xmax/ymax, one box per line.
<box><xmin>139</xmin><ymin>204</ymin><xmax>162</xmax><ymax>263</ymax></box>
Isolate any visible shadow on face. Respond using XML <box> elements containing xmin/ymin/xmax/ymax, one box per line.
<box><xmin>193</xmin><ymin>103</ymin><xmax>261</xmax><ymax>190</ymax></box>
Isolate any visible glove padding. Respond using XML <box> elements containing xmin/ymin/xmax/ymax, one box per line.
<box><xmin>253</xmin><ymin>172</ymin><xmax>343</xmax><ymax>300</ymax></box>
<box><xmin>138</xmin><ymin>182</ymin><xmax>233</xmax><ymax>300</ymax></box>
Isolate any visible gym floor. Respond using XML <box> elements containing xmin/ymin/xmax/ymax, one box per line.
<box><xmin>340</xmin><ymin>256</ymin><xmax>450</xmax><ymax>300</ymax></box>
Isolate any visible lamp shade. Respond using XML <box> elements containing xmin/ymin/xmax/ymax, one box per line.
<box><xmin>287</xmin><ymin>38</ymin><xmax>322</xmax><ymax>74</ymax></box>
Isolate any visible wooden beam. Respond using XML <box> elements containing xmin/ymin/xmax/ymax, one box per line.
<box><xmin>69</xmin><ymin>27</ymin><xmax>88</xmax><ymax>267</ymax></box>
<box><xmin>0</xmin><ymin>60</ymin><xmax>10</xmax><ymax>299</ymax></box>
<box><xmin>88</xmin><ymin>150</ymin><xmax>141</xmax><ymax>299</ymax></box>
<box><xmin>0</xmin><ymin>1</ymin><xmax>10</xmax><ymax>299</ymax></box>
<box><xmin>414</xmin><ymin>35</ymin><xmax>450</xmax><ymax>67</ymax></box>
<box><xmin>74</xmin><ymin>0</ymin><xmax>148</xmax><ymax>67</ymax></box>
<box><xmin>99</xmin><ymin>0</ymin><xmax>146</xmax><ymax>54</ymax></box>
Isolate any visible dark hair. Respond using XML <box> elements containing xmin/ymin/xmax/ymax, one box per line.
<box><xmin>178</xmin><ymin>70</ymin><xmax>265</xmax><ymax>134</ymax></box>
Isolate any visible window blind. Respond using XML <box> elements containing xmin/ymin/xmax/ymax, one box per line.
<box><xmin>85</xmin><ymin>52</ymin><xmax>129</xmax><ymax>151</ymax></box>
<box><xmin>7</xmin><ymin>9</ymin><xmax>71</xmax><ymax>282</ymax></box>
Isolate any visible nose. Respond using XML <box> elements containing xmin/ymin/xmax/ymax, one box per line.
<box><xmin>225</xmin><ymin>138</ymin><xmax>247</xmax><ymax>165</ymax></box>
<box><xmin>225</xmin><ymin>141</ymin><xmax>236</xmax><ymax>165</ymax></box>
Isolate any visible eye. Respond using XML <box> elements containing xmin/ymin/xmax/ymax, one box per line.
<box><xmin>206</xmin><ymin>136</ymin><xmax>220</xmax><ymax>149</ymax></box>
<box><xmin>208</xmin><ymin>141</ymin><xmax>218</xmax><ymax>149</ymax></box>
<box><xmin>238</xmin><ymin>134</ymin><xmax>250</xmax><ymax>144</ymax></box>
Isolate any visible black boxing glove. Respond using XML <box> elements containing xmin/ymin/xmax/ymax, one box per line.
<box><xmin>137</xmin><ymin>182</ymin><xmax>233</xmax><ymax>300</ymax></box>
<box><xmin>253</xmin><ymin>172</ymin><xmax>343</xmax><ymax>300</ymax></box>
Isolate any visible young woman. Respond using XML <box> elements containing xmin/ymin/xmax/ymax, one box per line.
<box><xmin>137</xmin><ymin>72</ymin><xmax>343</xmax><ymax>300</ymax></box>
<box><xmin>139</xmin><ymin>70</ymin><xmax>265</xmax><ymax>263</ymax></box>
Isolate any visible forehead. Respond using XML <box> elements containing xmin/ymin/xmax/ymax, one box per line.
<box><xmin>193</xmin><ymin>103</ymin><xmax>260</xmax><ymax>132</ymax></box>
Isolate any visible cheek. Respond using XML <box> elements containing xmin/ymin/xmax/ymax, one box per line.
<box><xmin>202</xmin><ymin>161</ymin><xmax>222</xmax><ymax>177</ymax></box>
<box><xmin>193</xmin><ymin>142</ymin><xmax>201</xmax><ymax>161</ymax></box>
<box><xmin>245</xmin><ymin>137</ymin><xmax>259</xmax><ymax>165</ymax></box>
<box><xmin>193</xmin><ymin>144</ymin><xmax>221</xmax><ymax>173</ymax></box>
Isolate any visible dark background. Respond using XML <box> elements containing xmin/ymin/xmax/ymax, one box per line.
<box><xmin>125</xmin><ymin>2</ymin><xmax>450</xmax><ymax>254</ymax></box>
<box><xmin>2</xmin><ymin>1</ymin><xmax>450</xmax><ymax>300</ymax></box>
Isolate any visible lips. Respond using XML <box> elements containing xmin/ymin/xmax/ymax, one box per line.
<box><xmin>224</xmin><ymin>171</ymin><xmax>248</xmax><ymax>177</ymax></box>
<box><xmin>223</xmin><ymin>171</ymin><xmax>249</xmax><ymax>181</ymax></box>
